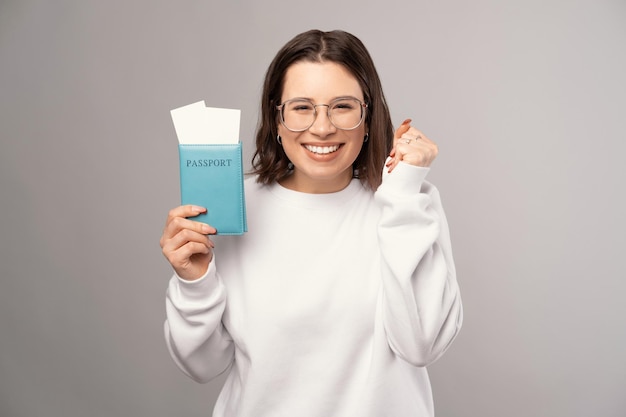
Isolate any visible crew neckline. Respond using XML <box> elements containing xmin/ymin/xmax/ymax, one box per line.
<box><xmin>267</xmin><ymin>178</ymin><xmax>363</xmax><ymax>210</ymax></box>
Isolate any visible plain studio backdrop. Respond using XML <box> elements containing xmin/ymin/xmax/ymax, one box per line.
<box><xmin>1</xmin><ymin>1</ymin><xmax>625</xmax><ymax>416</ymax></box>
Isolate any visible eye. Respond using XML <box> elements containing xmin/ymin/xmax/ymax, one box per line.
<box><xmin>331</xmin><ymin>99</ymin><xmax>357</xmax><ymax>111</ymax></box>
<box><xmin>287</xmin><ymin>100</ymin><xmax>314</xmax><ymax>112</ymax></box>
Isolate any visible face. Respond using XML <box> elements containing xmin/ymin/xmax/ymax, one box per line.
<box><xmin>277</xmin><ymin>61</ymin><xmax>367</xmax><ymax>194</ymax></box>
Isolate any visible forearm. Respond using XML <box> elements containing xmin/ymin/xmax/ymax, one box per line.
<box><xmin>376</xmin><ymin>161</ymin><xmax>463</xmax><ymax>366</ymax></box>
<box><xmin>164</xmin><ymin>257</ymin><xmax>235</xmax><ymax>382</ymax></box>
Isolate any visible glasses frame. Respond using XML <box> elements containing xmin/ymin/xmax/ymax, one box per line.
<box><xmin>276</xmin><ymin>97</ymin><xmax>368</xmax><ymax>132</ymax></box>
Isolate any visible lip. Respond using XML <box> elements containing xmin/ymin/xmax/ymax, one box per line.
<box><xmin>302</xmin><ymin>142</ymin><xmax>344</xmax><ymax>147</ymax></box>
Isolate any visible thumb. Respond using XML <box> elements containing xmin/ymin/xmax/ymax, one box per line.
<box><xmin>394</xmin><ymin>118</ymin><xmax>412</xmax><ymax>139</ymax></box>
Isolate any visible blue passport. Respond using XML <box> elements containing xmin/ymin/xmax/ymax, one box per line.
<box><xmin>178</xmin><ymin>143</ymin><xmax>248</xmax><ymax>235</ymax></box>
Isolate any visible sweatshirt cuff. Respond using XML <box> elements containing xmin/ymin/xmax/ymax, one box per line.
<box><xmin>173</xmin><ymin>256</ymin><xmax>220</xmax><ymax>301</ymax></box>
<box><xmin>381</xmin><ymin>159</ymin><xmax>430</xmax><ymax>196</ymax></box>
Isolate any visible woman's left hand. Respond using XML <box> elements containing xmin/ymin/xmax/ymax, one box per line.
<box><xmin>386</xmin><ymin>118</ymin><xmax>438</xmax><ymax>173</ymax></box>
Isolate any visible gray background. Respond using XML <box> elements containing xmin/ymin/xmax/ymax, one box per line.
<box><xmin>1</xmin><ymin>0</ymin><xmax>625</xmax><ymax>416</ymax></box>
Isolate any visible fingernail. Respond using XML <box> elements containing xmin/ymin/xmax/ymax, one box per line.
<box><xmin>402</xmin><ymin>118</ymin><xmax>412</xmax><ymax>125</ymax></box>
<box><xmin>201</xmin><ymin>224</ymin><xmax>211</xmax><ymax>234</ymax></box>
<box><xmin>192</xmin><ymin>205</ymin><xmax>206</xmax><ymax>213</ymax></box>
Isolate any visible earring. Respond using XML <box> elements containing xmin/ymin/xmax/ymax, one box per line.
<box><xmin>288</xmin><ymin>162</ymin><xmax>294</xmax><ymax>170</ymax></box>
<box><xmin>276</xmin><ymin>135</ymin><xmax>282</xmax><ymax>145</ymax></box>
<box><xmin>364</xmin><ymin>133</ymin><xmax>369</xmax><ymax>143</ymax></box>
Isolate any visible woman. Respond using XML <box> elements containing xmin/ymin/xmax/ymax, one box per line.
<box><xmin>161</xmin><ymin>29</ymin><xmax>462</xmax><ymax>417</ymax></box>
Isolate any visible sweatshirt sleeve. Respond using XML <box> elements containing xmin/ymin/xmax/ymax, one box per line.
<box><xmin>375</xmin><ymin>160</ymin><xmax>463</xmax><ymax>367</ymax></box>
<box><xmin>164</xmin><ymin>256</ymin><xmax>235</xmax><ymax>382</ymax></box>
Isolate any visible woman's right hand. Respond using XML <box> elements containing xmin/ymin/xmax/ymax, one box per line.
<box><xmin>160</xmin><ymin>205</ymin><xmax>217</xmax><ymax>281</ymax></box>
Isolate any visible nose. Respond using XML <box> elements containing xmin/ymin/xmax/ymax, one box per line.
<box><xmin>308</xmin><ymin>104</ymin><xmax>337</xmax><ymax>137</ymax></box>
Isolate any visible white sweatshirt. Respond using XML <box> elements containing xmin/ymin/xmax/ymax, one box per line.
<box><xmin>164</xmin><ymin>161</ymin><xmax>463</xmax><ymax>417</ymax></box>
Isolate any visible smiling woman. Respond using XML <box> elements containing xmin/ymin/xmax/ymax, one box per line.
<box><xmin>160</xmin><ymin>29</ymin><xmax>462</xmax><ymax>417</ymax></box>
<box><xmin>251</xmin><ymin>30</ymin><xmax>396</xmax><ymax>192</ymax></box>
<box><xmin>276</xmin><ymin>61</ymin><xmax>368</xmax><ymax>193</ymax></box>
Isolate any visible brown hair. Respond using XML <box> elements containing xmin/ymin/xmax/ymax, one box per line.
<box><xmin>251</xmin><ymin>29</ymin><xmax>394</xmax><ymax>190</ymax></box>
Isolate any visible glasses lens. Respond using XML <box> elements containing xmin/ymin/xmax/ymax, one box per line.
<box><xmin>329</xmin><ymin>98</ymin><xmax>364</xmax><ymax>130</ymax></box>
<box><xmin>282</xmin><ymin>100</ymin><xmax>315</xmax><ymax>131</ymax></box>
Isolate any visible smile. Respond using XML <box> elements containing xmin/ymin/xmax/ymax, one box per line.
<box><xmin>304</xmin><ymin>144</ymin><xmax>341</xmax><ymax>155</ymax></box>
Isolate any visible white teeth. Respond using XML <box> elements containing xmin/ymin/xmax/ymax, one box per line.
<box><xmin>304</xmin><ymin>144</ymin><xmax>340</xmax><ymax>154</ymax></box>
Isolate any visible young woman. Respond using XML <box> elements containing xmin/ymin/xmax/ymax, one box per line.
<box><xmin>160</xmin><ymin>29</ymin><xmax>462</xmax><ymax>417</ymax></box>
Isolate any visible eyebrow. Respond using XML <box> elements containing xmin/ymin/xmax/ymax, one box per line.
<box><xmin>283</xmin><ymin>95</ymin><xmax>364</xmax><ymax>103</ymax></box>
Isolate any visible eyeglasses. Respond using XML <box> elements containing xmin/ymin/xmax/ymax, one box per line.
<box><xmin>276</xmin><ymin>97</ymin><xmax>368</xmax><ymax>132</ymax></box>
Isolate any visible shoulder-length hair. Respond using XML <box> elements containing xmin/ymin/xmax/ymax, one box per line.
<box><xmin>251</xmin><ymin>29</ymin><xmax>394</xmax><ymax>191</ymax></box>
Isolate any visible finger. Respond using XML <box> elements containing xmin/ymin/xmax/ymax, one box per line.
<box><xmin>162</xmin><ymin>229</ymin><xmax>214</xmax><ymax>259</ymax></box>
<box><xmin>399</xmin><ymin>139</ymin><xmax>439</xmax><ymax>167</ymax></box>
<box><xmin>170</xmin><ymin>227</ymin><xmax>214</xmax><ymax>249</ymax></box>
<box><xmin>388</xmin><ymin>118</ymin><xmax>412</xmax><ymax>168</ymax></box>
<box><xmin>387</xmin><ymin>157</ymin><xmax>399</xmax><ymax>173</ymax></box>
<box><xmin>166</xmin><ymin>241</ymin><xmax>212</xmax><ymax>268</ymax></box>
<box><xmin>166</xmin><ymin>205</ymin><xmax>207</xmax><ymax>225</ymax></box>
<box><xmin>387</xmin><ymin>141</ymin><xmax>413</xmax><ymax>172</ymax></box>
<box><xmin>394</xmin><ymin>118</ymin><xmax>412</xmax><ymax>140</ymax></box>
<box><xmin>416</xmin><ymin>131</ymin><xmax>435</xmax><ymax>146</ymax></box>
<box><xmin>163</xmin><ymin>218</ymin><xmax>216</xmax><ymax>245</ymax></box>
<box><xmin>399</xmin><ymin>126</ymin><xmax>426</xmax><ymax>142</ymax></box>
<box><xmin>162</xmin><ymin>216</ymin><xmax>217</xmax><ymax>244</ymax></box>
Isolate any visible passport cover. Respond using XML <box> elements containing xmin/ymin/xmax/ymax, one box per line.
<box><xmin>178</xmin><ymin>143</ymin><xmax>248</xmax><ymax>235</ymax></box>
